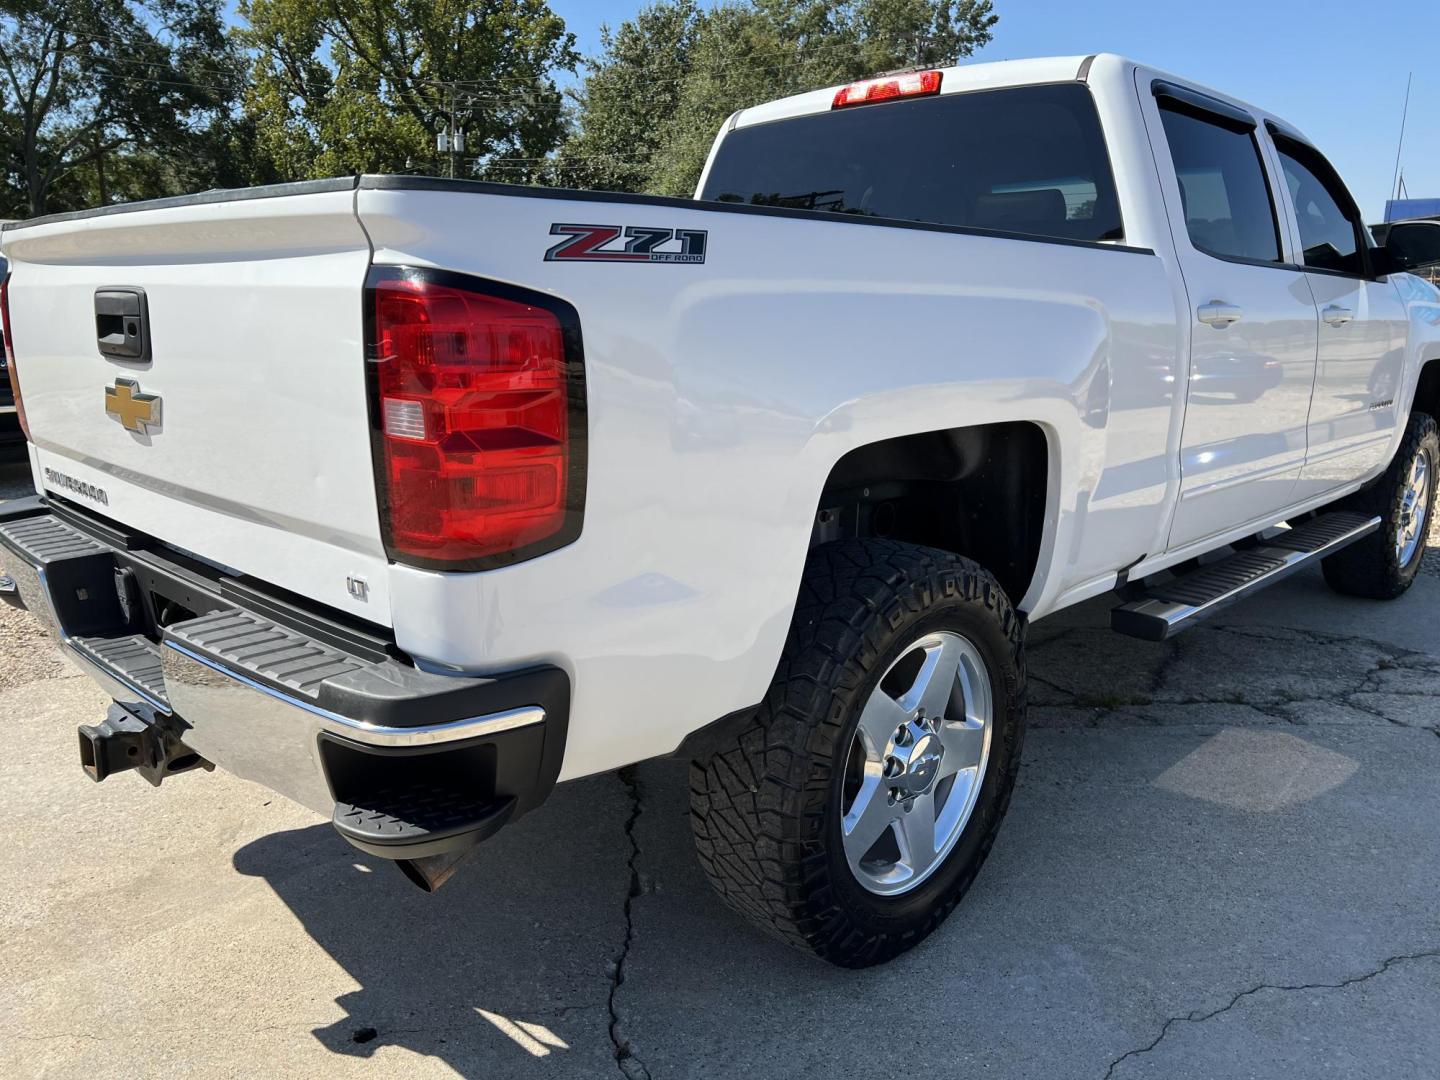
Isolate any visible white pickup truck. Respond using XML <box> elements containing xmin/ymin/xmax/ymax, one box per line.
<box><xmin>4</xmin><ymin>54</ymin><xmax>1440</xmax><ymax>967</ymax></box>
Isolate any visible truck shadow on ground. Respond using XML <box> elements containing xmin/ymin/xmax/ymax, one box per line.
<box><xmin>229</xmin><ymin>565</ymin><xmax>1440</xmax><ymax>1079</ymax></box>
<box><xmin>230</xmin><ymin>772</ymin><xmax>644</xmax><ymax>1077</ymax></box>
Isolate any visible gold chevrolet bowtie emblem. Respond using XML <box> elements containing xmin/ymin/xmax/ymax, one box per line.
<box><xmin>104</xmin><ymin>378</ymin><xmax>162</xmax><ymax>435</ymax></box>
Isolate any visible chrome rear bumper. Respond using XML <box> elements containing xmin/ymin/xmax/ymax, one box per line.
<box><xmin>0</xmin><ymin>499</ymin><xmax>568</xmax><ymax>844</ymax></box>
<box><xmin>160</xmin><ymin>640</ymin><xmax>546</xmax><ymax>812</ymax></box>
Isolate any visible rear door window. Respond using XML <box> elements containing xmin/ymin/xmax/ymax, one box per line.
<box><xmin>1156</xmin><ymin>102</ymin><xmax>1282</xmax><ymax>264</ymax></box>
<box><xmin>700</xmin><ymin>83</ymin><xmax>1124</xmax><ymax>244</ymax></box>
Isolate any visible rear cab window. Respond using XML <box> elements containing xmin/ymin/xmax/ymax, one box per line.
<box><xmin>700</xmin><ymin>83</ymin><xmax>1124</xmax><ymax>245</ymax></box>
<box><xmin>1154</xmin><ymin>95</ymin><xmax>1282</xmax><ymax>264</ymax></box>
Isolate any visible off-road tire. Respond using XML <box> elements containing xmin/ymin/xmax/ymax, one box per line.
<box><xmin>1322</xmin><ymin>411</ymin><xmax>1438</xmax><ymax>599</ymax></box>
<box><xmin>688</xmin><ymin>539</ymin><xmax>1025</xmax><ymax>967</ymax></box>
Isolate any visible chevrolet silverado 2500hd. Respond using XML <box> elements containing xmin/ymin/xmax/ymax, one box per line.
<box><xmin>4</xmin><ymin>55</ymin><xmax>1440</xmax><ymax>967</ymax></box>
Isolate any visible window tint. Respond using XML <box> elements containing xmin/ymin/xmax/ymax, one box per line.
<box><xmin>1157</xmin><ymin>103</ymin><xmax>1281</xmax><ymax>263</ymax></box>
<box><xmin>1275</xmin><ymin>142</ymin><xmax>1365</xmax><ymax>276</ymax></box>
<box><xmin>700</xmin><ymin>83</ymin><xmax>1124</xmax><ymax>244</ymax></box>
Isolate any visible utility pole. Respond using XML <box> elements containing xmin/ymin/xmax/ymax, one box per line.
<box><xmin>436</xmin><ymin>81</ymin><xmax>475</xmax><ymax>179</ymax></box>
<box><xmin>447</xmin><ymin>82</ymin><xmax>457</xmax><ymax>179</ymax></box>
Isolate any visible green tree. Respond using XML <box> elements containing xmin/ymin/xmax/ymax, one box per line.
<box><xmin>237</xmin><ymin>0</ymin><xmax>579</xmax><ymax>182</ymax></box>
<box><xmin>557</xmin><ymin>0</ymin><xmax>998</xmax><ymax>197</ymax></box>
<box><xmin>0</xmin><ymin>0</ymin><xmax>243</xmax><ymax>217</ymax></box>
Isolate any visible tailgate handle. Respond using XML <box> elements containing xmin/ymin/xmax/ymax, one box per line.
<box><xmin>94</xmin><ymin>288</ymin><xmax>151</xmax><ymax>362</ymax></box>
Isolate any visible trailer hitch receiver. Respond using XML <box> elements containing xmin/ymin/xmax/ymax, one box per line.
<box><xmin>78</xmin><ymin>704</ymin><xmax>210</xmax><ymax>785</ymax></box>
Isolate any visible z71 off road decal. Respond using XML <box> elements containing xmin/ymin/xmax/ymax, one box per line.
<box><xmin>545</xmin><ymin>224</ymin><xmax>708</xmax><ymax>264</ymax></box>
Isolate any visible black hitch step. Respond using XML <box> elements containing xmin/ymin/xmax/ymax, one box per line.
<box><xmin>1112</xmin><ymin>512</ymin><xmax>1380</xmax><ymax>641</ymax></box>
<box><xmin>319</xmin><ymin>729</ymin><xmax>543</xmax><ymax>883</ymax></box>
<box><xmin>332</xmin><ymin>784</ymin><xmax>516</xmax><ymax>862</ymax></box>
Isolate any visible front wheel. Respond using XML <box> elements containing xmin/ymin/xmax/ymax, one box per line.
<box><xmin>1322</xmin><ymin>411</ymin><xmax>1438</xmax><ymax>599</ymax></box>
<box><xmin>689</xmin><ymin>539</ymin><xmax>1025</xmax><ymax>967</ymax></box>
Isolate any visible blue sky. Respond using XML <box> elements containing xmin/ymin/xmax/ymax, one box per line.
<box><xmin>549</xmin><ymin>0</ymin><xmax>1438</xmax><ymax>219</ymax></box>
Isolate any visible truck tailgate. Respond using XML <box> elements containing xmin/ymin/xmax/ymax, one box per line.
<box><xmin>1</xmin><ymin>181</ymin><xmax>391</xmax><ymax>624</ymax></box>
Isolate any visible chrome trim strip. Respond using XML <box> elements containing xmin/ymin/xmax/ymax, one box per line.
<box><xmin>29</xmin><ymin>442</ymin><xmax>381</xmax><ymax>558</ymax></box>
<box><xmin>161</xmin><ymin>641</ymin><xmax>546</xmax><ymax>747</ymax></box>
<box><xmin>0</xmin><ymin>405</ymin><xmax>16</xmax><ymax>415</ymax></box>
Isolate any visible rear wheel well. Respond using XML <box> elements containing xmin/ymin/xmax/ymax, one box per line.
<box><xmin>811</xmin><ymin>422</ymin><xmax>1048</xmax><ymax>604</ymax></box>
<box><xmin>1413</xmin><ymin>358</ymin><xmax>1440</xmax><ymax>423</ymax></box>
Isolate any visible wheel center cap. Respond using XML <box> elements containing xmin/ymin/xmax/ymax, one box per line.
<box><xmin>897</xmin><ymin>732</ymin><xmax>944</xmax><ymax>796</ymax></box>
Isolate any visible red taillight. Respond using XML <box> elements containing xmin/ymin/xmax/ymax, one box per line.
<box><xmin>367</xmin><ymin>269</ymin><xmax>584</xmax><ymax>567</ymax></box>
<box><xmin>0</xmin><ymin>275</ymin><xmax>27</xmax><ymax>441</ymax></box>
<box><xmin>832</xmin><ymin>69</ymin><xmax>943</xmax><ymax>109</ymax></box>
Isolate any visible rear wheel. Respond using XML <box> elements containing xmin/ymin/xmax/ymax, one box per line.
<box><xmin>689</xmin><ymin>539</ymin><xmax>1025</xmax><ymax>967</ymax></box>
<box><xmin>1322</xmin><ymin>411</ymin><xmax>1438</xmax><ymax>599</ymax></box>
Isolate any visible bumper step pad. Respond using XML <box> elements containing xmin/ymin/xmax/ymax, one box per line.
<box><xmin>0</xmin><ymin>512</ymin><xmax>107</xmax><ymax>563</ymax></box>
<box><xmin>1112</xmin><ymin>512</ymin><xmax>1380</xmax><ymax>641</ymax></box>
<box><xmin>165</xmin><ymin>610</ymin><xmax>363</xmax><ymax>699</ymax></box>
<box><xmin>72</xmin><ymin>634</ymin><xmax>168</xmax><ymax>706</ymax></box>
<box><xmin>332</xmin><ymin>785</ymin><xmax>516</xmax><ymax>860</ymax></box>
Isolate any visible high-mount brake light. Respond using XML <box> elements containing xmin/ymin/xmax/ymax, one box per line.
<box><xmin>832</xmin><ymin>70</ymin><xmax>943</xmax><ymax>109</ymax></box>
<box><xmin>366</xmin><ymin>268</ymin><xmax>586</xmax><ymax>569</ymax></box>
<box><xmin>0</xmin><ymin>275</ymin><xmax>28</xmax><ymax>441</ymax></box>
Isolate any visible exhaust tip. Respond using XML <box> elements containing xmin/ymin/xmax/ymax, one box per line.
<box><xmin>395</xmin><ymin>850</ymin><xmax>471</xmax><ymax>893</ymax></box>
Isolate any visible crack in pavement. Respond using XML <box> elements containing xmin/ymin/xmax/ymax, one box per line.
<box><xmin>1101</xmin><ymin>948</ymin><xmax>1440</xmax><ymax>1079</ymax></box>
<box><xmin>1148</xmin><ymin>635</ymin><xmax>1181</xmax><ymax>698</ymax></box>
<box><xmin>609</xmin><ymin>767</ymin><xmax>652</xmax><ymax>1080</ymax></box>
<box><xmin>1027</xmin><ymin>624</ymin><xmax>1082</xmax><ymax>653</ymax></box>
<box><xmin>1030</xmin><ymin>622</ymin><xmax>1440</xmax><ymax>736</ymax></box>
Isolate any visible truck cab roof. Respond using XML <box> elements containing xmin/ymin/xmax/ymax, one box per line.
<box><xmin>726</xmin><ymin>53</ymin><xmax>1315</xmax><ymax>152</ymax></box>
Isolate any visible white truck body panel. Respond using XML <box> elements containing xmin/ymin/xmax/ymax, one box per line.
<box><xmin>5</xmin><ymin>54</ymin><xmax>1440</xmax><ymax>788</ymax></box>
<box><xmin>362</xmin><ymin>180</ymin><xmax>1178</xmax><ymax>778</ymax></box>
<box><xmin>4</xmin><ymin>185</ymin><xmax>390</xmax><ymax>623</ymax></box>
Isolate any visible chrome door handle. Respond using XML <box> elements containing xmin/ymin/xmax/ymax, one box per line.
<box><xmin>1322</xmin><ymin>305</ymin><xmax>1354</xmax><ymax>326</ymax></box>
<box><xmin>1197</xmin><ymin>301</ymin><xmax>1244</xmax><ymax>327</ymax></box>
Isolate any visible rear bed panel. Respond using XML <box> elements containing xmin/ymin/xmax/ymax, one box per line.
<box><xmin>2</xmin><ymin>188</ymin><xmax>391</xmax><ymax>625</ymax></box>
<box><xmin>356</xmin><ymin>179</ymin><xmax>1177</xmax><ymax>780</ymax></box>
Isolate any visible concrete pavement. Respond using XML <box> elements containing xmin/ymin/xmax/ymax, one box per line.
<box><xmin>1</xmin><ymin>458</ymin><xmax>1436</xmax><ymax>1079</ymax></box>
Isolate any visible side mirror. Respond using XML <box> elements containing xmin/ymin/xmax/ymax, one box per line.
<box><xmin>1379</xmin><ymin>220</ymin><xmax>1440</xmax><ymax>275</ymax></box>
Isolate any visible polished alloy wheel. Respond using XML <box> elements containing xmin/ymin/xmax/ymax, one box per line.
<box><xmin>1396</xmin><ymin>446</ymin><xmax>1432</xmax><ymax>567</ymax></box>
<box><xmin>840</xmin><ymin>630</ymin><xmax>994</xmax><ymax>896</ymax></box>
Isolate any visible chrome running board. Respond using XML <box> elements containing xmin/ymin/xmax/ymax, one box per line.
<box><xmin>1111</xmin><ymin>512</ymin><xmax>1380</xmax><ymax>641</ymax></box>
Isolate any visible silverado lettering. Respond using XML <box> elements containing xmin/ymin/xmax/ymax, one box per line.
<box><xmin>42</xmin><ymin>468</ymin><xmax>108</xmax><ymax>507</ymax></box>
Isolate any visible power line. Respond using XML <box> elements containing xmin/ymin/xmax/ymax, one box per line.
<box><xmin>420</xmin><ymin>39</ymin><xmax>935</xmax><ymax>117</ymax></box>
<box><xmin>38</xmin><ymin>35</ymin><xmax>246</xmax><ymax>81</ymax></box>
<box><xmin>36</xmin><ymin>19</ymin><xmax>954</xmax><ymax>93</ymax></box>
<box><xmin>73</xmin><ymin>69</ymin><xmax>237</xmax><ymax>95</ymax></box>
<box><xmin>24</xmin><ymin>28</ymin><xmax>933</xmax><ymax>114</ymax></box>
<box><xmin>356</xmin><ymin>25</ymin><xmax>870</xmax><ymax>95</ymax></box>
